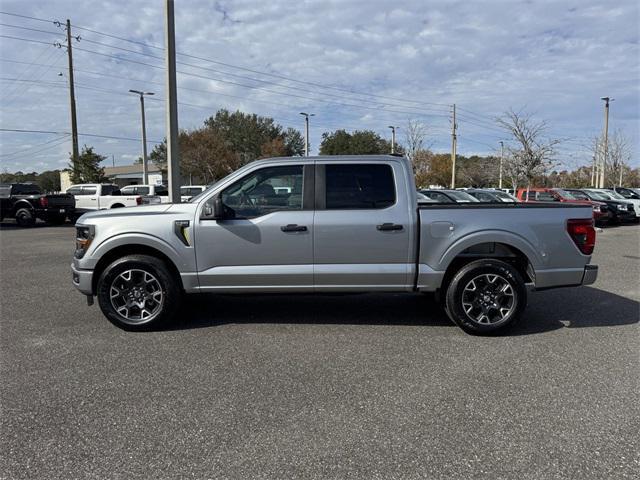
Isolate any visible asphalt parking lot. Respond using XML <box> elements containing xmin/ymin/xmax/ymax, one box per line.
<box><xmin>1</xmin><ymin>222</ymin><xmax>638</xmax><ymax>479</ymax></box>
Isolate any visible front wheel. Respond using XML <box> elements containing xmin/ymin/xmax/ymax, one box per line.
<box><xmin>96</xmin><ymin>254</ymin><xmax>182</xmax><ymax>331</ymax></box>
<box><xmin>445</xmin><ymin>259</ymin><xmax>527</xmax><ymax>335</ymax></box>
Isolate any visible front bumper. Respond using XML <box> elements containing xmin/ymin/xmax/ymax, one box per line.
<box><xmin>71</xmin><ymin>262</ymin><xmax>93</xmax><ymax>295</ymax></box>
<box><xmin>581</xmin><ymin>264</ymin><xmax>598</xmax><ymax>286</ymax></box>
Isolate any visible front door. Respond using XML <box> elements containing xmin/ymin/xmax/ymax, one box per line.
<box><xmin>195</xmin><ymin>164</ymin><xmax>314</xmax><ymax>292</ymax></box>
<box><xmin>313</xmin><ymin>162</ymin><xmax>413</xmax><ymax>290</ymax></box>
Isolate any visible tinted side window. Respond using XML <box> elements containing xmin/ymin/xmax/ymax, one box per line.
<box><xmin>82</xmin><ymin>186</ymin><xmax>97</xmax><ymax>195</ymax></box>
<box><xmin>220</xmin><ymin>165</ymin><xmax>304</xmax><ymax>219</ymax></box>
<box><xmin>155</xmin><ymin>186</ymin><xmax>168</xmax><ymax>196</ymax></box>
<box><xmin>135</xmin><ymin>186</ymin><xmax>150</xmax><ymax>195</ymax></box>
<box><xmin>101</xmin><ymin>185</ymin><xmax>119</xmax><ymax>195</ymax></box>
<box><xmin>325</xmin><ymin>164</ymin><xmax>395</xmax><ymax>209</ymax></box>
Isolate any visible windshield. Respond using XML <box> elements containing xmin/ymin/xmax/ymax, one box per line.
<box><xmin>553</xmin><ymin>188</ymin><xmax>577</xmax><ymax>200</ymax></box>
<box><xmin>445</xmin><ymin>190</ymin><xmax>480</xmax><ymax>202</ymax></box>
<box><xmin>585</xmin><ymin>191</ymin><xmax>609</xmax><ymax>201</ymax></box>
<box><xmin>494</xmin><ymin>192</ymin><xmax>518</xmax><ymax>202</ymax></box>
<box><xmin>605</xmin><ymin>190</ymin><xmax>626</xmax><ymax>200</ymax></box>
<box><xmin>568</xmin><ymin>190</ymin><xmax>589</xmax><ymax>200</ymax></box>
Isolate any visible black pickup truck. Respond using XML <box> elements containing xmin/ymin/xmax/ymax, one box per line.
<box><xmin>0</xmin><ymin>183</ymin><xmax>76</xmax><ymax>227</ymax></box>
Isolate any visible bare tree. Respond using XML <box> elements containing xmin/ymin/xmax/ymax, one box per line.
<box><xmin>496</xmin><ymin>109</ymin><xmax>562</xmax><ymax>198</ymax></box>
<box><xmin>606</xmin><ymin>129</ymin><xmax>633</xmax><ymax>187</ymax></box>
<box><xmin>404</xmin><ymin>120</ymin><xmax>432</xmax><ymax>164</ymax></box>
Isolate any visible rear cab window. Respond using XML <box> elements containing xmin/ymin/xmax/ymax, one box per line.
<box><xmin>325</xmin><ymin>164</ymin><xmax>395</xmax><ymax>209</ymax></box>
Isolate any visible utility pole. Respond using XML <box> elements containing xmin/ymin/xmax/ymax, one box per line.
<box><xmin>388</xmin><ymin>126</ymin><xmax>398</xmax><ymax>154</ymax></box>
<box><xmin>300</xmin><ymin>112</ymin><xmax>314</xmax><ymax>156</ymax></box>
<box><xmin>65</xmin><ymin>19</ymin><xmax>79</xmax><ymax>170</ymax></box>
<box><xmin>591</xmin><ymin>151</ymin><xmax>597</xmax><ymax>187</ymax></box>
<box><xmin>129</xmin><ymin>90</ymin><xmax>154</xmax><ymax>184</ymax></box>
<box><xmin>165</xmin><ymin>0</ymin><xmax>181</xmax><ymax>202</ymax></box>
<box><xmin>599</xmin><ymin>97</ymin><xmax>613</xmax><ymax>188</ymax></box>
<box><xmin>498</xmin><ymin>140</ymin><xmax>504</xmax><ymax>189</ymax></box>
<box><xmin>450</xmin><ymin>104</ymin><xmax>457</xmax><ymax>189</ymax></box>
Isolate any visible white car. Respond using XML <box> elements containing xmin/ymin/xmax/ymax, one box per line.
<box><xmin>120</xmin><ymin>184</ymin><xmax>170</xmax><ymax>204</ymax></box>
<box><xmin>66</xmin><ymin>184</ymin><xmax>142</xmax><ymax>212</ymax></box>
<box><xmin>586</xmin><ymin>188</ymin><xmax>640</xmax><ymax>218</ymax></box>
<box><xmin>180</xmin><ymin>185</ymin><xmax>206</xmax><ymax>202</ymax></box>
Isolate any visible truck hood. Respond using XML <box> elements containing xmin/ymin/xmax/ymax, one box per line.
<box><xmin>77</xmin><ymin>204</ymin><xmax>176</xmax><ymax>223</ymax></box>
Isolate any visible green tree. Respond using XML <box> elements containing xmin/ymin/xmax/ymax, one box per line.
<box><xmin>36</xmin><ymin>170</ymin><xmax>61</xmax><ymax>192</ymax></box>
<box><xmin>319</xmin><ymin>129</ymin><xmax>399</xmax><ymax>155</ymax></box>
<box><xmin>69</xmin><ymin>145</ymin><xmax>105</xmax><ymax>183</ymax></box>
<box><xmin>204</xmin><ymin>109</ymin><xmax>304</xmax><ymax>161</ymax></box>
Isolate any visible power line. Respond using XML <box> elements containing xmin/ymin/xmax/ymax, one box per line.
<box><xmin>1</xmin><ymin>135</ymin><xmax>71</xmax><ymax>162</ymax></box>
<box><xmin>74</xmin><ymin>35</ymin><xmax>452</xmax><ymax>116</ymax></box>
<box><xmin>0</xmin><ymin>22</ymin><xmax>61</xmax><ymax>36</ymax></box>
<box><xmin>0</xmin><ymin>128</ymin><xmax>162</xmax><ymax>144</ymax></box>
<box><xmin>0</xmin><ymin>11</ymin><xmax>54</xmax><ymax>24</ymax></box>
<box><xmin>0</xmin><ymin>134</ymin><xmax>70</xmax><ymax>158</ymax></box>
<box><xmin>68</xmin><ymin>21</ymin><xmax>452</xmax><ymax>109</ymax></box>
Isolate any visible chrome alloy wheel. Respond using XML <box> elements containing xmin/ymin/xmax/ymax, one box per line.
<box><xmin>461</xmin><ymin>273</ymin><xmax>516</xmax><ymax>325</ymax></box>
<box><xmin>109</xmin><ymin>269</ymin><xmax>164</xmax><ymax>324</ymax></box>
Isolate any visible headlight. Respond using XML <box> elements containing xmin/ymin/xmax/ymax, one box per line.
<box><xmin>617</xmin><ymin>204</ymin><xmax>627</xmax><ymax>211</ymax></box>
<box><xmin>592</xmin><ymin>205</ymin><xmax>602</xmax><ymax>212</ymax></box>
<box><xmin>75</xmin><ymin>225</ymin><xmax>95</xmax><ymax>259</ymax></box>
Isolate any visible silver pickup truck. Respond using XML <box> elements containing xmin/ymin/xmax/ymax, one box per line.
<box><xmin>71</xmin><ymin>155</ymin><xmax>598</xmax><ymax>334</ymax></box>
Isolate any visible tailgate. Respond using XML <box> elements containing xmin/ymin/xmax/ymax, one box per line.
<box><xmin>45</xmin><ymin>194</ymin><xmax>76</xmax><ymax>208</ymax></box>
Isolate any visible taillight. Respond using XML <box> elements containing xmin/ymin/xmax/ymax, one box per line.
<box><xmin>39</xmin><ymin>197</ymin><xmax>48</xmax><ymax>208</ymax></box>
<box><xmin>567</xmin><ymin>219</ymin><xmax>595</xmax><ymax>255</ymax></box>
<box><xmin>136</xmin><ymin>196</ymin><xmax>142</xmax><ymax>205</ymax></box>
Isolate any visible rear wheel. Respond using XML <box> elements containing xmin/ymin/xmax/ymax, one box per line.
<box><xmin>15</xmin><ymin>208</ymin><xmax>35</xmax><ymax>227</ymax></box>
<box><xmin>97</xmin><ymin>254</ymin><xmax>181</xmax><ymax>331</ymax></box>
<box><xmin>445</xmin><ymin>259</ymin><xmax>527</xmax><ymax>335</ymax></box>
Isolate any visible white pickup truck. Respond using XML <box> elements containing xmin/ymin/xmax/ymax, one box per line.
<box><xmin>120</xmin><ymin>184</ymin><xmax>170</xmax><ymax>204</ymax></box>
<box><xmin>67</xmin><ymin>184</ymin><xmax>142</xmax><ymax>214</ymax></box>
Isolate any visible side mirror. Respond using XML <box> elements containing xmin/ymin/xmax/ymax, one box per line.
<box><xmin>214</xmin><ymin>196</ymin><xmax>226</xmax><ymax>219</ymax></box>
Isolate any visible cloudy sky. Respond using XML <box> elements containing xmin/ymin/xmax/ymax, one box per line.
<box><xmin>0</xmin><ymin>0</ymin><xmax>638</xmax><ymax>173</ymax></box>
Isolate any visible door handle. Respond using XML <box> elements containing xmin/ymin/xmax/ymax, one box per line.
<box><xmin>376</xmin><ymin>223</ymin><xmax>403</xmax><ymax>231</ymax></box>
<box><xmin>281</xmin><ymin>224</ymin><xmax>308</xmax><ymax>232</ymax></box>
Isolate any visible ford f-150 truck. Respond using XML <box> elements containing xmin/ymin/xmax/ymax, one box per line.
<box><xmin>0</xmin><ymin>183</ymin><xmax>76</xmax><ymax>226</ymax></box>
<box><xmin>71</xmin><ymin>155</ymin><xmax>598</xmax><ymax>334</ymax></box>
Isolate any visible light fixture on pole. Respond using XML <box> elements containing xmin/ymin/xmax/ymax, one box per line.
<box><xmin>129</xmin><ymin>89</ymin><xmax>154</xmax><ymax>185</ymax></box>
<box><xmin>388</xmin><ymin>126</ymin><xmax>399</xmax><ymax>154</ymax></box>
<box><xmin>300</xmin><ymin>112</ymin><xmax>314</xmax><ymax>156</ymax></box>
<box><xmin>599</xmin><ymin>96</ymin><xmax>613</xmax><ymax>188</ymax></box>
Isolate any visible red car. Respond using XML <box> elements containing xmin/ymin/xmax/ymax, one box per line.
<box><xmin>516</xmin><ymin>188</ymin><xmax>611</xmax><ymax>226</ymax></box>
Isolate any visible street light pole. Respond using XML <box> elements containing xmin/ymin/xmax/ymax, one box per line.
<box><xmin>498</xmin><ymin>141</ymin><xmax>504</xmax><ymax>189</ymax></box>
<box><xmin>388</xmin><ymin>126</ymin><xmax>398</xmax><ymax>154</ymax></box>
<box><xmin>300</xmin><ymin>112</ymin><xmax>314</xmax><ymax>156</ymax></box>
<box><xmin>450</xmin><ymin>104</ymin><xmax>457</xmax><ymax>189</ymax></box>
<box><xmin>129</xmin><ymin>90</ymin><xmax>154</xmax><ymax>185</ymax></box>
<box><xmin>165</xmin><ymin>0</ymin><xmax>181</xmax><ymax>203</ymax></box>
<box><xmin>599</xmin><ymin>97</ymin><xmax>613</xmax><ymax>188</ymax></box>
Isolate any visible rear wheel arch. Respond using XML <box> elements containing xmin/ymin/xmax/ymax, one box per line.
<box><xmin>438</xmin><ymin>242</ymin><xmax>533</xmax><ymax>299</ymax></box>
<box><xmin>110</xmin><ymin>203</ymin><xmax>125</xmax><ymax>209</ymax></box>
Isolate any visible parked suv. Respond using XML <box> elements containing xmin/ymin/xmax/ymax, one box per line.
<box><xmin>0</xmin><ymin>183</ymin><xmax>75</xmax><ymax>226</ymax></box>
<box><xmin>565</xmin><ymin>189</ymin><xmax>636</xmax><ymax>224</ymax></box>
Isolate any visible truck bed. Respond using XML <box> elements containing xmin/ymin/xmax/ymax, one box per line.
<box><xmin>415</xmin><ymin>202</ymin><xmax>593</xmax><ymax>291</ymax></box>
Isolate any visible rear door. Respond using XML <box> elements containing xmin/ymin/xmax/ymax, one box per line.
<box><xmin>313</xmin><ymin>161</ymin><xmax>412</xmax><ymax>290</ymax></box>
<box><xmin>82</xmin><ymin>185</ymin><xmax>99</xmax><ymax>209</ymax></box>
<box><xmin>194</xmin><ymin>163</ymin><xmax>314</xmax><ymax>291</ymax></box>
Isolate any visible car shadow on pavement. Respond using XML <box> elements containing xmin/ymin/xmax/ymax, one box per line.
<box><xmin>170</xmin><ymin>292</ymin><xmax>453</xmax><ymax>330</ymax></box>
<box><xmin>506</xmin><ymin>286</ymin><xmax>639</xmax><ymax>335</ymax></box>
<box><xmin>167</xmin><ymin>286</ymin><xmax>639</xmax><ymax>335</ymax></box>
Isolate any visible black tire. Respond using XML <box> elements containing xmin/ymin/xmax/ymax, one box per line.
<box><xmin>15</xmin><ymin>208</ymin><xmax>35</xmax><ymax>227</ymax></box>
<box><xmin>445</xmin><ymin>259</ymin><xmax>527</xmax><ymax>335</ymax></box>
<box><xmin>96</xmin><ymin>254</ymin><xmax>182</xmax><ymax>331</ymax></box>
<box><xmin>46</xmin><ymin>214</ymin><xmax>67</xmax><ymax>225</ymax></box>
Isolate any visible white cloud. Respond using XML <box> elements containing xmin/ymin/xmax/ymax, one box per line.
<box><xmin>0</xmin><ymin>0</ymin><xmax>638</xmax><ymax>171</ymax></box>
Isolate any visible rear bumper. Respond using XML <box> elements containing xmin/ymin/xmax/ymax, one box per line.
<box><xmin>581</xmin><ymin>264</ymin><xmax>598</xmax><ymax>286</ymax></box>
<box><xmin>71</xmin><ymin>262</ymin><xmax>93</xmax><ymax>295</ymax></box>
